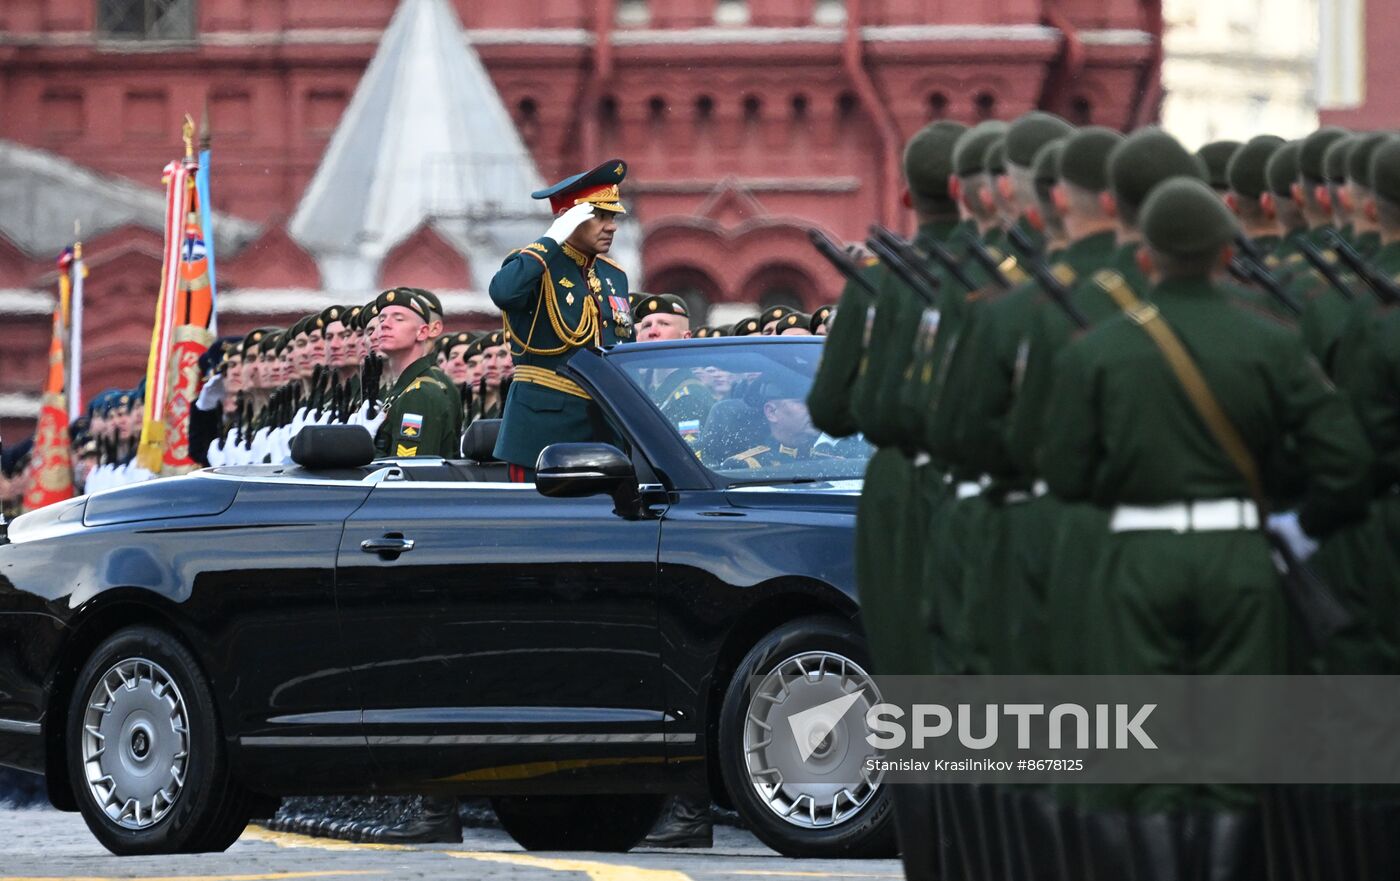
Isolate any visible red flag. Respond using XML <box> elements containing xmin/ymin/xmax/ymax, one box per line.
<box><xmin>22</xmin><ymin>288</ymin><xmax>74</xmax><ymax>511</ymax></box>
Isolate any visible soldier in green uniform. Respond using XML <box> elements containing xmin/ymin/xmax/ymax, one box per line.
<box><xmin>759</xmin><ymin>304</ymin><xmax>797</xmax><ymax>334</ymax></box>
<box><xmin>809</xmin><ymin>305</ymin><xmax>833</xmax><ymax>335</ymax></box>
<box><xmin>1264</xmin><ymin>140</ymin><xmax>1310</xmax><ymax>262</ymax></box>
<box><xmin>1323</xmin><ymin>134</ymin><xmax>1360</xmax><ymax>246</ymax></box>
<box><xmin>1225</xmin><ymin>135</ymin><xmax>1286</xmax><ymax>259</ymax></box>
<box><xmin>634</xmin><ymin>292</ymin><xmax>693</xmax><ymax>342</ymax></box>
<box><xmin>720</xmin><ymin>374</ymin><xmax>835</xmax><ymax>470</ymax></box>
<box><xmin>367</xmin><ymin>287</ymin><xmax>462</xmax><ymax>459</ymax></box>
<box><xmin>489</xmin><ymin>160</ymin><xmax>633</xmax><ymax>480</ymax></box>
<box><xmin>731</xmin><ymin>317</ymin><xmax>763</xmax><ymax>336</ymax></box>
<box><xmin>1196</xmin><ymin>140</ymin><xmax>1242</xmax><ymax>195</ymax></box>
<box><xmin>1040</xmin><ymin>177</ymin><xmax>1372</xmax><ymax>879</ymax></box>
<box><xmin>1290</xmin><ymin>128</ymin><xmax>1357</xmax><ymax>373</ymax></box>
<box><xmin>632</xmin><ymin>294</ymin><xmax>714</xmax><ymax>436</ymax></box>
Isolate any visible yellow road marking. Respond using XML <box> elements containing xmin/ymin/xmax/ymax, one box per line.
<box><xmin>248</xmin><ymin>826</ymin><xmax>694</xmax><ymax>881</ymax></box>
<box><xmin>0</xmin><ymin>868</ymin><xmax>378</xmax><ymax>873</ymax></box>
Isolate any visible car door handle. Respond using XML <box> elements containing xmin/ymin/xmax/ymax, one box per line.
<box><xmin>361</xmin><ymin>537</ymin><xmax>415</xmax><ymax>554</ymax></box>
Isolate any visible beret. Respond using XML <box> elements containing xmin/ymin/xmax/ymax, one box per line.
<box><xmin>636</xmin><ymin>293</ymin><xmax>690</xmax><ymax>318</ymax></box>
<box><xmin>903</xmin><ymin>121</ymin><xmax>970</xmax><ymax>199</ymax></box>
<box><xmin>1195</xmin><ymin>140</ymin><xmax>1242</xmax><ymax>190</ymax></box>
<box><xmin>1225</xmin><ymin>135</ymin><xmax>1285</xmax><ymax>199</ymax></box>
<box><xmin>984</xmin><ymin>137</ymin><xmax>1008</xmax><ymax>176</ymax></box>
<box><xmin>370</xmin><ymin>287</ymin><xmax>435</xmax><ymax>323</ymax></box>
<box><xmin>809</xmin><ymin>305</ymin><xmax>834</xmax><ymax>333</ymax></box>
<box><xmin>319</xmin><ymin>305</ymin><xmax>348</xmax><ymax>328</ymax></box>
<box><xmin>760</xmin><ymin>304</ymin><xmax>796</xmax><ymax>327</ymax></box>
<box><xmin>345</xmin><ymin>305</ymin><xmax>364</xmax><ymax>331</ymax></box>
<box><xmin>443</xmin><ymin>331</ymin><xmax>475</xmax><ymax>354</ymax></box>
<box><xmin>1140</xmin><ymin>177</ymin><xmax>1241</xmax><ymax>258</ymax></box>
<box><xmin>257</xmin><ymin>330</ymin><xmax>283</xmax><ymax>354</ymax></box>
<box><xmin>1299</xmin><ymin>127</ymin><xmax>1349</xmax><ymax>181</ymax></box>
<box><xmin>1369</xmin><ymin>137</ymin><xmax>1400</xmax><ymax>205</ymax></box>
<box><xmin>754</xmin><ymin>370</ymin><xmax>809</xmax><ymax>401</ymax></box>
<box><xmin>1005</xmin><ymin>112</ymin><xmax>1074</xmax><ymax>167</ymax></box>
<box><xmin>953</xmin><ymin>121</ymin><xmax>1009</xmax><ymax>177</ymax></box>
<box><xmin>241</xmin><ymin>328</ymin><xmax>273</xmax><ymax>355</ymax></box>
<box><xmin>778</xmin><ymin>312</ymin><xmax>812</xmax><ymax>333</ymax></box>
<box><xmin>731</xmin><ymin>316</ymin><xmax>763</xmax><ymax>336</ymax></box>
<box><xmin>1348</xmin><ymin>132</ymin><xmax>1393</xmax><ymax>188</ymax></box>
<box><xmin>401</xmin><ymin>287</ymin><xmax>443</xmax><ymax>318</ymax></box>
<box><xmin>1107</xmin><ymin>127</ymin><xmax>1205</xmax><ymax>211</ymax></box>
<box><xmin>287</xmin><ymin>316</ymin><xmax>309</xmax><ymax>339</ymax></box>
<box><xmin>1265</xmin><ymin>140</ymin><xmax>1304</xmax><ymax>196</ymax></box>
<box><xmin>692</xmin><ymin>325</ymin><xmax>715</xmax><ymax>338</ymax></box>
<box><xmin>1323</xmin><ymin>134</ymin><xmax>1358</xmax><ymax>183</ymax></box>
<box><xmin>1057</xmin><ymin>126</ymin><xmax>1124</xmax><ymax>192</ymax></box>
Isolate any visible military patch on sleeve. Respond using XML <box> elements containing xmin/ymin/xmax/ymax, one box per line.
<box><xmin>678</xmin><ymin>419</ymin><xmax>701</xmax><ymax>442</ymax></box>
<box><xmin>396</xmin><ymin>443</ymin><xmax>418</xmax><ymax>457</ymax></box>
<box><xmin>401</xmin><ymin>412</ymin><xmax>423</xmax><ymax>439</ymax></box>
<box><xmin>526</xmin><ymin>242</ymin><xmax>549</xmax><ymax>253</ymax></box>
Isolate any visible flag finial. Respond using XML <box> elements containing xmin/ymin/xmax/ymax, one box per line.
<box><xmin>182</xmin><ymin>114</ymin><xmax>195</xmax><ymax>160</ymax></box>
<box><xmin>74</xmin><ymin>220</ymin><xmax>82</xmax><ymax>260</ymax></box>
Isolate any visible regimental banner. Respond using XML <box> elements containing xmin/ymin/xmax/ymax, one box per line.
<box><xmin>22</xmin><ymin>306</ymin><xmax>74</xmax><ymax>512</ymax></box>
<box><xmin>137</xmin><ymin>117</ymin><xmax>214</xmax><ymax>474</ymax></box>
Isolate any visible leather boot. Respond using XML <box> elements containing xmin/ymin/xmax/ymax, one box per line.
<box><xmin>887</xmin><ymin>784</ymin><xmax>940</xmax><ymax>881</ymax></box>
<box><xmin>1200</xmin><ymin>810</ymin><xmax>1261</xmax><ymax>881</ymax></box>
<box><xmin>1128</xmin><ymin>813</ymin><xmax>1182</xmax><ymax>881</ymax></box>
<box><xmin>358</xmin><ymin>796</ymin><xmax>462</xmax><ymax>844</ymax></box>
<box><xmin>641</xmin><ymin>795</ymin><xmax>713</xmax><ymax>848</ymax></box>
<box><xmin>1083</xmin><ymin>810</ymin><xmax>1135</xmax><ymax>881</ymax></box>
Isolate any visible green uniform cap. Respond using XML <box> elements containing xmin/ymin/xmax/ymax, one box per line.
<box><xmin>953</xmin><ymin>121</ymin><xmax>1009</xmax><ymax>176</ymax></box>
<box><xmin>984</xmin><ymin>137</ymin><xmax>1008</xmax><ymax>176</ymax></box>
<box><xmin>370</xmin><ymin>287</ymin><xmax>436</xmax><ymax>323</ymax></box>
<box><xmin>1033</xmin><ymin>139</ymin><xmax>1066</xmax><ymax>188</ymax></box>
<box><xmin>809</xmin><ymin>305</ymin><xmax>834</xmax><ymax>333</ymax></box>
<box><xmin>241</xmin><ymin>327</ymin><xmax>275</xmax><ymax>356</ymax></box>
<box><xmin>1057</xmin><ymin>126</ymin><xmax>1124</xmax><ymax>192</ymax></box>
<box><xmin>1225</xmin><ymin>135</ymin><xmax>1285</xmax><ymax>199</ymax></box>
<box><xmin>1196</xmin><ymin>140</ymin><xmax>1243</xmax><ymax>190</ymax></box>
<box><xmin>1265</xmin><ymin>140</ymin><xmax>1303</xmax><ymax>196</ymax></box>
<box><xmin>1348</xmin><ymin>132</ymin><xmax>1393</xmax><ymax>189</ymax></box>
<box><xmin>1323</xmin><ymin>134</ymin><xmax>1358</xmax><ymax>184</ymax></box>
<box><xmin>760</xmin><ymin>304</ymin><xmax>796</xmax><ymax>327</ymax></box>
<box><xmin>777</xmin><ymin>311</ymin><xmax>811</xmax><ymax>333</ymax></box>
<box><xmin>1108</xmin><ymin>127</ymin><xmax>1205</xmax><ymax>212</ymax></box>
<box><xmin>318</xmin><ymin>305</ymin><xmax>348</xmax><ymax>329</ymax></box>
<box><xmin>1005</xmin><ymin>111</ymin><xmax>1074</xmax><ymax>168</ymax></box>
<box><xmin>259</xmin><ymin>330</ymin><xmax>282</xmax><ymax>355</ymax></box>
<box><xmin>903</xmin><ymin>120</ymin><xmax>970</xmax><ymax>199</ymax></box>
<box><xmin>1140</xmin><ymin>177</ymin><xmax>1241</xmax><ymax>258</ymax></box>
<box><xmin>732</xmin><ymin>317</ymin><xmax>763</xmax><ymax>336</ymax></box>
<box><xmin>1369</xmin><ymin>137</ymin><xmax>1400</xmax><ymax>205</ymax></box>
<box><xmin>1299</xmin><ymin>127</ymin><xmax>1349</xmax><ymax>182</ymax></box>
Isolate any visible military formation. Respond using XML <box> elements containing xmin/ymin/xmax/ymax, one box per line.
<box><xmin>810</xmin><ymin>114</ymin><xmax>1397</xmax><ymax>881</ymax></box>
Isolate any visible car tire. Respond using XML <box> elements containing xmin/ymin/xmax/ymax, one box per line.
<box><xmin>66</xmin><ymin>625</ymin><xmax>253</xmax><ymax>855</ymax></box>
<box><xmin>490</xmin><ymin>794</ymin><xmax>665</xmax><ymax>851</ymax></box>
<box><xmin>717</xmin><ymin>616</ymin><xmax>897</xmax><ymax>858</ymax></box>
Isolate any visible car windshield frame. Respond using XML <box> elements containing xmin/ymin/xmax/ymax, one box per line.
<box><xmin>600</xmin><ymin>337</ymin><xmax>872</xmax><ymax>487</ymax></box>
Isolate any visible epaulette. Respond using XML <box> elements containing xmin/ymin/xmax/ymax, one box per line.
<box><xmin>672</xmin><ymin>385</ymin><xmax>690</xmax><ymax>400</ymax></box>
<box><xmin>596</xmin><ymin>254</ymin><xmax>625</xmax><ymax>271</ymax></box>
<box><xmin>406</xmin><ymin>376</ymin><xmax>450</xmax><ymax>394</ymax></box>
<box><xmin>862</xmin><ymin>255</ymin><xmax>880</xmax><ymax>268</ymax></box>
<box><xmin>730</xmin><ymin>445</ymin><xmax>770</xmax><ymax>467</ymax></box>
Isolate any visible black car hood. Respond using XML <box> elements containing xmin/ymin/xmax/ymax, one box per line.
<box><xmin>83</xmin><ymin>475</ymin><xmax>240</xmax><ymax>527</ymax></box>
<box><xmin>723</xmin><ymin>479</ymin><xmax>861</xmax><ymax>514</ymax></box>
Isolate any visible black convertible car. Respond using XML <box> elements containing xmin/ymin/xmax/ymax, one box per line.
<box><xmin>0</xmin><ymin>337</ymin><xmax>889</xmax><ymax>858</ymax></box>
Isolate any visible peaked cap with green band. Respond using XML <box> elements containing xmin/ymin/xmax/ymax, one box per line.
<box><xmin>1226</xmin><ymin>135</ymin><xmax>1285</xmax><ymax>199</ymax></box>
<box><xmin>1058</xmin><ymin>126</ymin><xmax>1124</xmax><ymax>192</ymax></box>
<box><xmin>1005</xmin><ymin>111</ymin><xmax>1074</xmax><ymax>167</ymax></box>
<box><xmin>1107</xmin><ymin>127</ymin><xmax>1205</xmax><ymax>212</ymax></box>
<box><xmin>1141</xmin><ymin>177</ymin><xmax>1241</xmax><ymax>259</ymax></box>
<box><xmin>953</xmin><ymin>121</ymin><xmax>1009</xmax><ymax>176</ymax></box>
<box><xmin>903</xmin><ymin>121</ymin><xmax>969</xmax><ymax>199</ymax></box>
<box><xmin>1196</xmin><ymin>140</ymin><xmax>1242</xmax><ymax>190</ymax></box>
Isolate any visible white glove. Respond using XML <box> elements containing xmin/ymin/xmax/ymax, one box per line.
<box><xmin>1267</xmin><ymin>511</ymin><xmax>1319</xmax><ymax>562</ymax></box>
<box><xmin>194</xmin><ymin>374</ymin><xmax>225</xmax><ymax>411</ymax></box>
<box><xmin>544</xmin><ymin>203</ymin><xmax>595</xmax><ymax>245</ymax></box>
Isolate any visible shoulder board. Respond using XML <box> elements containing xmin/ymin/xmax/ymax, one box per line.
<box><xmin>862</xmin><ymin>255</ymin><xmax>880</xmax><ymax>268</ymax></box>
<box><xmin>406</xmin><ymin>376</ymin><xmax>450</xmax><ymax>394</ymax></box>
<box><xmin>732</xmin><ymin>445</ymin><xmax>771</xmax><ymax>460</ymax></box>
<box><xmin>1051</xmin><ymin>263</ymin><xmax>1077</xmax><ymax>287</ymax></box>
<box><xmin>1284</xmin><ymin>253</ymin><xmax>1306</xmax><ymax>266</ymax></box>
<box><xmin>1091</xmin><ymin>268</ymin><xmax>1142</xmax><ymax>311</ymax></box>
<box><xmin>596</xmin><ymin>254</ymin><xmax>625</xmax><ymax>271</ymax></box>
<box><xmin>671</xmin><ymin>385</ymin><xmax>690</xmax><ymax>399</ymax></box>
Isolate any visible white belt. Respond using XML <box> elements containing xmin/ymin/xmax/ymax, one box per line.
<box><xmin>913</xmin><ymin>452</ymin><xmax>932</xmax><ymax>467</ymax></box>
<box><xmin>955</xmin><ymin>476</ymin><xmax>990</xmax><ymax>500</ymax></box>
<box><xmin>1003</xmin><ymin>480</ymin><xmax>1049</xmax><ymax>505</ymax></box>
<box><xmin>1110</xmin><ymin>499</ymin><xmax>1259</xmax><ymax>533</ymax></box>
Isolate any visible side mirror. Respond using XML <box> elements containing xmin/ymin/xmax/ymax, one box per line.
<box><xmin>535</xmin><ymin>442</ymin><xmax>646</xmax><ymax>518</ymax></box>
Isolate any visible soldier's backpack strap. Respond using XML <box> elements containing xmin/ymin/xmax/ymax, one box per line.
<box><xmin>1092</xmin><ymin>269</ymin><xmax>1143</xmax><ymax>315</ymax></box>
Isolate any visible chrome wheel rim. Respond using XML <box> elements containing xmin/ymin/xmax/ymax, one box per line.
<box><xmin>80</xmin><ymin>657</ymin><xmax>190</xmax><ymax>830</ymax></box>
<box><xmin>742</xmin><ymin>650</ymin><xmax>883</xmax><ymax>829</ymax></box>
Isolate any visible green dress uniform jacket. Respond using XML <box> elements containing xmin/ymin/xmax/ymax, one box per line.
<box><xmin>489</xmin><ymin>237</ymin><xmax>630</xmax><ymax>468</ymax></box>
<box><xmin>808</xmin><ymin>259</ymin><xmax>881</xmax><ymax>440</ymax></box>
<box><xmin>374</xmin><ymin>355</ymin><xmax>463</xmax><ymax>458</ymax></box>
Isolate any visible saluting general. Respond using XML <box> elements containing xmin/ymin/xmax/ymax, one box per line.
<box><xmin>489</xmin><ymin>159</ymin><xmax>634</xmax><ymax>481</ymax></box>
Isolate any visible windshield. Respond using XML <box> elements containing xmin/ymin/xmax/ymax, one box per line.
<box><xmin>608</xmin><ymin>339</ymin><xmax>872</xmax><ymax>483</ymax></box>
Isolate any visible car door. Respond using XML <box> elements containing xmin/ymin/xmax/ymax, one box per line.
<box><xmin>334</xmin><ymin>470</ymin><xmax>667</xmax><ymax>790</ymax></box>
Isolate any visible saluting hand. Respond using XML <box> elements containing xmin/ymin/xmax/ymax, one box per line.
<box><xmin>545</xmin><ymin>203</ymin><xmax>596</xmax><ymax>245</ymax></box>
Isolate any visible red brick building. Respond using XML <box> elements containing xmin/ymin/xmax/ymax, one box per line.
<box><xmin>0</xmin><ymin>0</ymin><xmax>1162</xmax><ymax>440</ymax></box>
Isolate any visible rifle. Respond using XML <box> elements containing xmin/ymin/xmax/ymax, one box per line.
<box><xmin>864</xmin><ymin>231</ymin><xmax>940</xmax><ymax>308</ymax></box>
<box><xmin>1230</xmin><ymin>234</ymin><xmax>1303</xmax><ymax>316</ymax></box>
<box><xmin>1003</xmin><ymin>225</ymin><xmax>1095</xmax><ymax>328</ymax></box>
<box><xmin>869</xmin><ymin>226</ymin><xmax>947</xmax><ymax>296</ymax></box>
<box><xmin>914</xmin><ymin>235</ymin><xmax>981</xmax><ymax>294</ymax></box>
<box><xmin>960</xmin><ymin>236</ymin><xmax>1013</xmax><ymax>290</ymax></box>
<box><xmin>1323</xmin><ymin>230</ymin><xmax>1400</xmax><ymax>306</ymax></box>
<box><xmin>807</xmin><ymin>228</ymin><xmax>883</xmax><ymax>299</ymax></box>
<box><xmin>1295</xmin><ymin>237</ymin><xmax>1355</xmax><ymax>301</ymax></box>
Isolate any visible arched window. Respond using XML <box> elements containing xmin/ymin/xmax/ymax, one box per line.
<box><xmin>1070</xmin><ymin>95</ymin><xmax>1094</xmax><ymax>125</ymax></box>
<box><xmin>974</xmin><ymin>91</ymin><xmax>997</xmax><ymax>121</ymax></box>
<box><xmin>696</xmin><ymin>95</ymin><xmax>715</xmax><ymax>122</ymax></box>
<box><xmin>715</xmin><ymin>0</ymin><xmax>750</xmax><ymax>26</ymax></box>
<box><xmin>616</xmin><ymin>0</ymin><xmax>650</xmax><ymax>26</ymax></box>
<box><xmin>599</xmin><ymin>94</ymin><xmax>620</xmax><ymax>134</ymax></box>
<box><xmin>791</xmin><ymin>93</ymin><xmax>810</xmax><ymax>121</ymax></box>
<box><xmin>97</xmin><ymin>0</ymin><xmax>195</xmax><ymax>40</ymax></box>
<box><xmin>814</xmin><ymin>0</ymin><xmax>846</xmax><ymax>25</ymax></box>
<box><xmin>742</xmin><ymin>95</ymin><xmax>762</xmax><ymax>124</ymax></box>
<box><xmin>836</xmin><ymin>91</ymin><xmax>860</xmax><ymax>121</ymax></box>
<box><xmin>927</xmin><ymin>92</ymin><xmax>949</xmax><ymax>120</ymax></box>
<box><xmin>647</xmin><ymin>95</ymin><xmax>668</xmax><ymax>125</ymax></box>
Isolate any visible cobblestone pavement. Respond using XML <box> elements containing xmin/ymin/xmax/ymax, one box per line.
<box><xmin>0</xmin><ymin>809</ymin><xmax>903</xmax><ymax>881</ymax></box>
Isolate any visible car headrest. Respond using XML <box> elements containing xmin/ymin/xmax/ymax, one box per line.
<box><xmin>462</xmin><ymin>419</ymin><xmax>502</xmax><ymax>462</ymax></box>
<box><xmin>291</xmin><ymin>425</ymin><xmax>376</xmax><ymax>469</ymax></box>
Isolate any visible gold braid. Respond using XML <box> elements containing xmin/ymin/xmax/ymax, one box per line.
<box><xmin>503</xmin><ymin>251</ymin><xmax>600</xmax><ymax>357</ymax></box>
